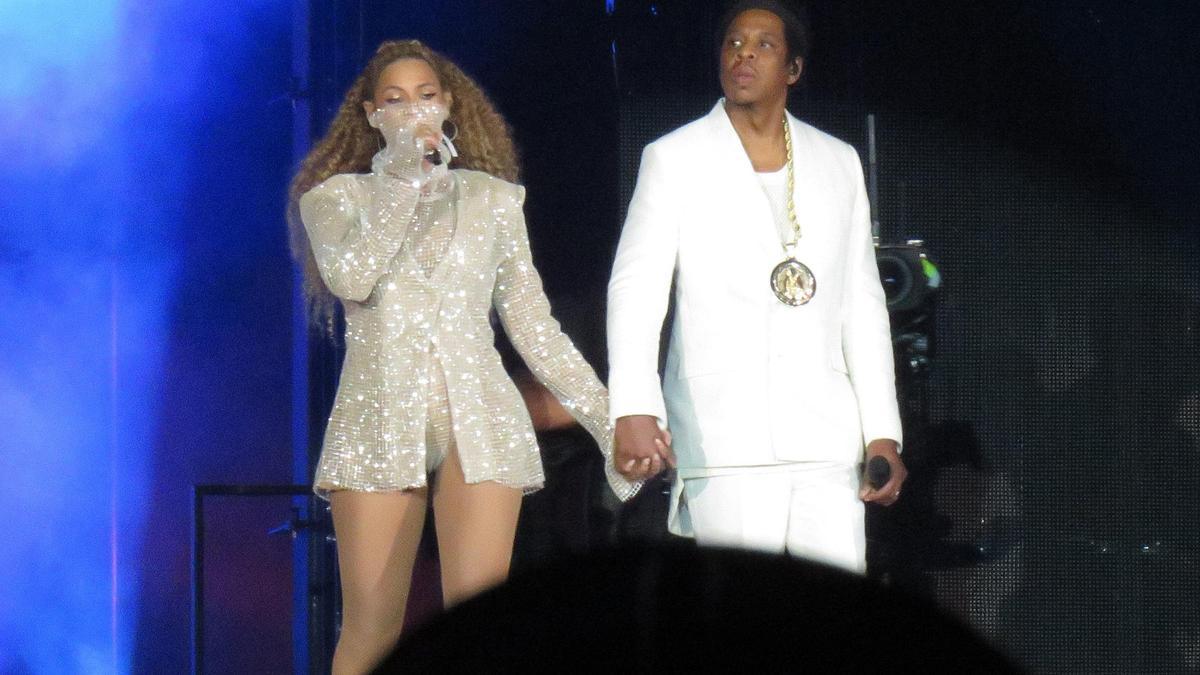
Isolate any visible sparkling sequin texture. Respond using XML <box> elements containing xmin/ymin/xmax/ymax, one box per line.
<box><xmin>300</xmin><ymin>169</ymin><xmax>639</xmax><ymax>500</ymax></box>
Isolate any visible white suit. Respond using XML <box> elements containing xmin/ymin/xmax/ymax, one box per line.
<box><xmin>607</xmin><ymin>101</ymin><xmax>902</xmax><ymax>564</ymax></box>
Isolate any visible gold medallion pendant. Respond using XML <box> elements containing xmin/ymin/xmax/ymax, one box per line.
<box><xmin>770</xmin><ymin>257</ymin><xmax>816</xmax><ymax>306</ymax></box>
<box><xmin>771</xmin><ymin>117</ymin><xmax>816</xmax><ymax>307</ymax></box>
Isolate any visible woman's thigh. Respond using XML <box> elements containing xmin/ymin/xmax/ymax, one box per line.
<box><xmin>330</xmin><ymin>489</ymin><xmax>428</xmax><ymax>624</ymax></box>
<box><xmin>431</xmin><ymin>448</ymin><xmax>523</xmax><ymax>607</ymax></box>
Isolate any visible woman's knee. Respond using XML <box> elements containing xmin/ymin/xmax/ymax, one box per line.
<box><xmin>340</xmin><ymin>594</ymin><xmax>407</xmax><ymax>637</ymax></box>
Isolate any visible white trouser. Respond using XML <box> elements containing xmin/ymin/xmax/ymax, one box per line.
<box><xmin>677</xmin><ymin>463</ymin><xmax>866</xmax><ymax>574</ymax></box>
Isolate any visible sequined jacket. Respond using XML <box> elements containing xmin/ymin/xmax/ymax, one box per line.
<box><xmin>300</xmin><ymin>169</ymin><xmax>638</xmax><ymax>500</ymax></box>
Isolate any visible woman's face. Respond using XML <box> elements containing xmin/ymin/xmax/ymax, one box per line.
<box><xmin>362</xmin><ymin>57</ymin><xmax>453</xmax><ymax>117</ymax></box>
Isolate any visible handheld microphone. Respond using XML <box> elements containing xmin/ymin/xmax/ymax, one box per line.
<box><xmin>414</xmin><ymin>127</ymin><xmax>443</xmax><ymax>167</ymax></box>
<box><xmin>866</xmin><ymin>456</ymin><xmax>891</xmax><ymax>490</ymax></box>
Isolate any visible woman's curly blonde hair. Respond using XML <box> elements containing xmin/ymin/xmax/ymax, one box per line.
<box><xmin>288</xmin><ymin>39</ymin><xmax>520</xmax><ymax>333</ymax></box>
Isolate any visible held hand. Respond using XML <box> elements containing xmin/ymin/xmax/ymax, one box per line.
<box><xmin>859</xmin><ymin>438</ymin><xmax>907</xmax><ymax>507</ymax></box>
<box><xmin>614</xmin><ymin>415</ymin><xmax>676</xmax><ymax>481</ymax></box>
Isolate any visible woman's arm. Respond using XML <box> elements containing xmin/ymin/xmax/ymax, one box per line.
<box><xmin>491</xmin><ymin>183</ymin><xmax>641</xmax><ymax>501</ymax></box>
<box><xmin>299</xmin><ymin>173</ymin><xmax>421</xmax><ymax>303</ymax></box>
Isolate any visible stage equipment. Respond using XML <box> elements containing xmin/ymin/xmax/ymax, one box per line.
<box><xmin>191</xmin><ymin>484</ymin><xmax>338</xmax><ymax>674</ymax></box>
<box><xmin>866</xmin><ymin>114</ymin><xmax>941</xmax><ymax>380</ymax></box>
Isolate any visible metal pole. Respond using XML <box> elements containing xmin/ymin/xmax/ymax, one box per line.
<box><xmin>867</xmin><ymin>113</ymin><xmax>881</xmax><ymax>243</ymax></box>
<box><xmin>191</xmin><ymin>486</ymin><xmax>205</xmax><ymax>675</ymax></box>
<box><xmin>291</xmin><ymin>0</ymin><xmax>313</xmax><ymax>671</ymax></box>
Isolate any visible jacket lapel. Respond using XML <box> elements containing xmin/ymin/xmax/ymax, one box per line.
<box><xmin>782</xmin><ymin>116</ymin><xmax>836</xmax><ymax>269</ymax></box>
<box><xmin>704</xmin><ymin>100</ymin><xmax>789</xmax><ymax>263</ymax></box>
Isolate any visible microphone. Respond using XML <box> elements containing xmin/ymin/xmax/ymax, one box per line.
<box><xmin>865</xmin><ymin>455</ymin><xmax>891</xmax><ymax>490</ymax></box>
<box><xmin>414</xmin><ymin>127</ymin><xmax>443</xmax><ymax>167</ymax></box>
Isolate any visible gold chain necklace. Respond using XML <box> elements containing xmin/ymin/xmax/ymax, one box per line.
<box><xmin>769</xmin><ymin>116</ymin><xmax>817</xmax><ymax>305</ymax></box>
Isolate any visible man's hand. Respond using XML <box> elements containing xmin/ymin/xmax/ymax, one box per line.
<box><xmin>858</xmin><ymin>438</ymin><xmax>907</xmax><ymax>507</ymax></box>
<box><xmin>614</xmin><ymin>414</ymin><xmax>675</xmax><ymax>481</ymax></box>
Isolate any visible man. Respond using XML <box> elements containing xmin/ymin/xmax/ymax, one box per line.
<box><xmin>607</xmin><ymin>0</ymin><xmax>906</xmax><ymax>573</ymax></box>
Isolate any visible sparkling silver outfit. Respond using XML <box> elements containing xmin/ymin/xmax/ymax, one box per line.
<box><xmin>300</xmin><ymin>168</ymin><xmax>638</xmax><ymax>500</ymax></box>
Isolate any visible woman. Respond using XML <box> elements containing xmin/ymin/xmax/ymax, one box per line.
<box><xmin>288</xmin><ymin>40</ymin><xmax>643</xmax><ymax>673</ymax></box>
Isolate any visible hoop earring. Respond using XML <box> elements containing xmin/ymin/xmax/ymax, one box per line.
<box><xmin>442</xmin><ymin>119</ymin><xmax>459</xmax><ymax>142</ymax></box>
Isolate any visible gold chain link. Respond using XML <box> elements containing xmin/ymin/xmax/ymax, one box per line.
<box><xmin>783</xmin><ymin>116</ymin><xmax>801</xmax><ymax>251</ymax></box>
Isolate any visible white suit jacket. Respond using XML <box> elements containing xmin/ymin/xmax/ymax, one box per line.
<box><xmin>607</xmin><ymin>101</ymin><xmax>902</xmax><ymax>470</ymax></box>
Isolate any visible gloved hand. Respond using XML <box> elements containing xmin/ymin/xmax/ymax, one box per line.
<box><xmin>367</xmin><ymin>101</ymin><xmax>450</xmax><ymax>183</ymax></box>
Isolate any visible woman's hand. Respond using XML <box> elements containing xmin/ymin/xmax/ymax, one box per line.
<box><xmin>368</xmin><ymin>102</ymin><xmax>447</xmax><ymax>181</ymax></box>
<box><xmin>370</xmin><ymin>129</ymin><xmax>429</xmax><ymax>181</ymax></box>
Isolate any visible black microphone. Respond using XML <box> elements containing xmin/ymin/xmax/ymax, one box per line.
<box><xmin>865</xmin><ymin>455</ymin><xmax>891</xmax><ymax>490</ymax></box>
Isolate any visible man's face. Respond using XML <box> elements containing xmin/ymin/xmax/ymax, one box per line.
<box><xmin>719</xmin><ymin>9</ymin><xmax>801</xmax><ymax>106</ymax></box>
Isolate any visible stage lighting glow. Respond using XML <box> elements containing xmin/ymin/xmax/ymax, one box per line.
<box><xmin>0</xmin><ymin>1</ymin><xmax>293</xmax><ymax>671</ymax></box>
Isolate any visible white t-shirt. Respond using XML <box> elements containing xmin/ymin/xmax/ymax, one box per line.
<box><xmin>756</xmin><ymin>167</ymin><xmax>792</xmax><ymax>245</ymax></box>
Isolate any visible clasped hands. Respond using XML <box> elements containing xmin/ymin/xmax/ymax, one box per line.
<box><xmin>613</xmin><ymin>415</ymin><xmax>675</xmax><ymax>481</ymax></box>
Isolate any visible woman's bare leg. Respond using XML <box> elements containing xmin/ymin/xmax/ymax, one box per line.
<box><xmin>432</xmin><ymin>448</ymin><xmax>524</xmax><ymax>608</ymax></box>
<box><xmin>330</xmin><ymin>489</ymin><xmax>427</xmax><ymax>675</ymax></box>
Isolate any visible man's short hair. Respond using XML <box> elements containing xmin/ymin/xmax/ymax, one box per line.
<box><xmin>715</xmin><ymin>0</ymin><xmax>811</xmax><ymax>63</ymax></box>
